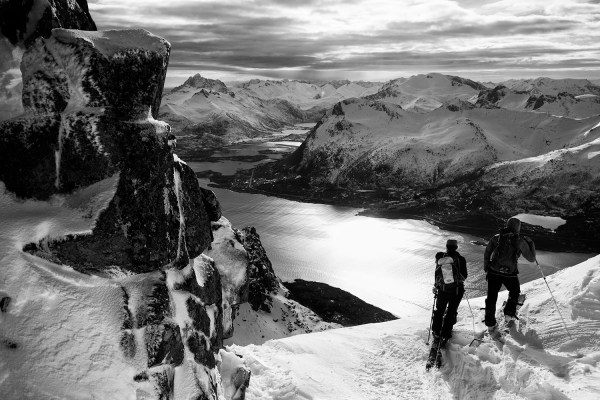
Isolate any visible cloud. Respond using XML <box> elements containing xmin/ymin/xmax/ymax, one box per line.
<box><xmin>87</xmin><ymin>0</ymin><xmax>600</xmax><ymax>84</ymax></box>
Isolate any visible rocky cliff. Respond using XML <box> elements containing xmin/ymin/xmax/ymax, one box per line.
<box><xmin>0</xmin><ymin>2</ymin><xmax>253</xmax><ymax>399</ymax></box>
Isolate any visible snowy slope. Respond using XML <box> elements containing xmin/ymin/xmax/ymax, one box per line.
<box><xmin>0</xmin><ymin>181</ymin><xmax>250</xmax><ymax>399</ymax></box>
<box><xmin>366</xmin><ymin>73</ymin><xmax>485</xmax><ymax>112</ymax></box>
<box><xmin>159</xmin><ymin>85</ymin><xmax>308</xmax><ymax>147</ymax></box>
<box><xmin>225</xmin><ymin>283</ymin><xmax>341</xmax><ymax>346</ymax></box>
<box><xmin>229</xmin><ymin>255</ymin><xmax>600</xmax><ymax>400</ymax></box>
<box><xmin>293</xmin><ymin>98</ymin><xmax>600</xmax><ymax>189</ymax></box>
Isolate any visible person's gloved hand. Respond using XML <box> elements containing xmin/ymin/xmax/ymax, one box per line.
<box><xmin>432</xmin><ymin>286</ymin><xmax>438</xmax><ymax>295</ymax></box>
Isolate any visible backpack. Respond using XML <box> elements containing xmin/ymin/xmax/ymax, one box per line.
<box><xmin>489</xmin><ymin>232</ymin><xmax>521</xmax><ymax>275</ymax></box>
<box><xmin>435</xmin><ymin>253</ymin><xmax>463</xmax><ymax>293</ymax></box>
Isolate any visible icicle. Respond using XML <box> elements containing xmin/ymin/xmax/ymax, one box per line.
<box><xmin>173</xmin><ymin>168</ymin><xmax>186</xmax><ymax>259</ymax></box>
<box><xmin>54</xmin><ymin>118</ymin><xmax>66</xmax><ymax>190</ymax></box>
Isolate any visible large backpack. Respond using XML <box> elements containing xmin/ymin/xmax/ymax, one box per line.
<box><xmin>435</xmin><ymin>253</ymin><xmax>463</xmax><ymax>293</ymax></box>
<box><xmin>489</xmin><ymin>232</ymin><xmax>521</xmax><ymax>275</ymax></box>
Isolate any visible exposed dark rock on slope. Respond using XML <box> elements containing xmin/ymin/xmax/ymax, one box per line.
<box><xmin>239</xmin><ymin>227</ymin><xmax>279</xmax><ymax>312</ymax></box>
<box><xmin>283</xmin><ymin>279</ymin><xmax>398</xmax><ymax>326</ymax></box>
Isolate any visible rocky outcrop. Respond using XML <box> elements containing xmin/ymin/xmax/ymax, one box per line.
<box><xmin>8</xmin><ymin>28</ymin><xmax>218</xmax><ymax>273</ymax></box>
<box><xmin>0</xmin><ymin>3</ymin><xmax>253</xmax><ymax>399</ymax></box>
<box><xmin>283</xmin><ymin>279</ymin><xmax>398</xmax><ymax>326</ymax></box>
<box><xmin>172</xmin><ymin>73</ymin><xmax>229</xmax><ymax>93</ymax></box>
<box><xmin>239</xmin><ymin>227</ymin><xmax>279</xmax><ymax>312</ymax></box>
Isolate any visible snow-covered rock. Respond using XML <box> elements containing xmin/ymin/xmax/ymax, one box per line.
<box><xmin>0</xmin><ymin>5</ymin><xmax>253</xmax><ymax>398</ymax></box>
<box><xmin>0</xmin><ymin>182</ymin><xmax>252</xmax><ymax>399</ymax></box>
<box><xmin>477</xmin><ymin>83</ymin><xmax>600</xmax><ymax>119</ymax></box>
<box><xmin>224</xmin><ymin>225</ymin><xmax>342</xmax><ymax>346</ymax></box>
<box><xmin>366</xmin><ymin>73</ymin><xmax>485</xmax><ymax>112</ymax></box>
<box><xmin>0</xmin><ymin>0</ymin><xmax>96</xmax><ymax>121</ymax></box>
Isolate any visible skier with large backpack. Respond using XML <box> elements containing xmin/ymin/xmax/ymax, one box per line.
<box><xmin>431</xmin><ymin>240</ymin><xmax>467</xmax><ymax>344</ymax></box>
<box><xmin>484</xmin><ymin>217</ymin><xmax>536</xmax><ymax>338</ymax></box>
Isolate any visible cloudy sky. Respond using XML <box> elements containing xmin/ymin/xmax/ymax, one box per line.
<box><xmin>88</xmin><ymin>0</ymin><xmax>600</xmax><ymax>87</ymax></box>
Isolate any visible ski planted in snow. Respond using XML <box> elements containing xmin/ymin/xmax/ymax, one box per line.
<box><xmin>425</xmin><ymin>340</ymin><xmax>443</xmax><ymax>370</ymax></box>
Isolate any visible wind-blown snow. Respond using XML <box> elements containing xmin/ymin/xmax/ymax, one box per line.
<box><xmin>229</xmin><ymin>255</ymin><xmax>600</xmax><ymax>399</ymax></box>
<box><xmin>0</xmin><ymin>183</ymin><xmax>136</xmax><ymax>398</ymax></box>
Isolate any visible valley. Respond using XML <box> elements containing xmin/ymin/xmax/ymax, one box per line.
<box><xmin>168</xmin><ymin>73</ymin><xmax>600</xmax><ymax>253</ymax></box>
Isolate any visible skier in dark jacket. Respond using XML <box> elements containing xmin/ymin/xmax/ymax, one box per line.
<box><xmin>484</xmin><ymin>217</ymin><xmax>536</xmax><ymax>336</ymax></box>
<box><xmin>432</xmin><ymin>239</ymin><xmax>467</xmax><ymax>345</ymax></box>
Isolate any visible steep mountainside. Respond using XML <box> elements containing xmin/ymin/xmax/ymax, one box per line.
<box><xmin>366</xmin><ymin>73</ymin><xmax>485</xmax><ymax>112</ymax></box>
<box><xmin>159</xmin><ymin>84</ymin><xmax>313</xmax><ymax>152</ymax></box>
<box><xmin>290</xmin><ymin>98</ymin><xmax>600</xmax><ymax>190</ymax></box>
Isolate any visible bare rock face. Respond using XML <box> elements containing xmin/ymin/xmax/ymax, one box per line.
<box><xmin>12</xmin><ymin>29</ymin><xmax>217</xmax><ymax>273</ymax></box>
<box><xmin>239</xmin><ymin>227</ymin><xmax>279</xmax><ymax>312</ymax></box>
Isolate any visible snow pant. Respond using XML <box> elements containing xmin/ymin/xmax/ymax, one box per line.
<box><xmin>431</xmin><ymin>286</ymin><xmax>464</xmax><ymax>339</ymax></box>
<box><xmin>484</xmin><ymin>272</ymin><xmax>521</xmax><ymax>327</ymax></box>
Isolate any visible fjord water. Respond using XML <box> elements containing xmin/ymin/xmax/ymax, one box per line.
<box><xmin>191</xmin><ymin>129</ymin><xmax>594</xmax><ymax>316</ymax></box>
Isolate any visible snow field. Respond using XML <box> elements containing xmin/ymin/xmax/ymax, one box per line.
<box><xmin>229</xmin><ymin>255</ymin><xmax>600</xmax><ymax>400</ymax></box>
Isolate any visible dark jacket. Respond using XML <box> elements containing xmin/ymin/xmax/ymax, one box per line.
<box><xmin>484</xmin><ymin>228</ymin><xmax>536</xmax><ymax>275</ymax></box>
<box><xmin>435</xmin><ymin>250</ymin><xmax>468</xmax><ymax>283</ymax></box>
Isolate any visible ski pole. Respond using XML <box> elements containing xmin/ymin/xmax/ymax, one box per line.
<box><xmin>464</xmin><ymin>291</ymin><xmax>483</xmax><ymax>347</ymax></box>
<box><xmin>426</xmin><ymin>293</ymin><xmax>437</xmax><ymax>345</ymax></box>
<box><xmin>535</xmin><ymin>259</ymin><xmax>574</xmax><ymax>340</ymax></box>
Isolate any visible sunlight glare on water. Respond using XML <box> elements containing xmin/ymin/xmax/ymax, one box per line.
<box><xmin>199</xmin><ymin>179</ymin><xmax>595</xmax><ymax>316</ymax></box>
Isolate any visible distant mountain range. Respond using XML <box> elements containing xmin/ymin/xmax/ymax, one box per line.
<box><xmin>229</xmin><ymin>73</ymin><xmax>600</xmax><ymax>249</ymax></box>
<box><xmin>157</xmin><ymin>73</ymin><xmax>600</xmax><ymax>152</ymax></box>
<box><xmin>158</xmin><ymin>74</ymin><xmax>382</xmax><ymax>151</ymax></box>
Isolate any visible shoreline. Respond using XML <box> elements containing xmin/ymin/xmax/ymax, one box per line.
<box><xmin>203</xmin><ymin>174</ymin><xmax>599</xmax><ymax>254</ymax></box>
